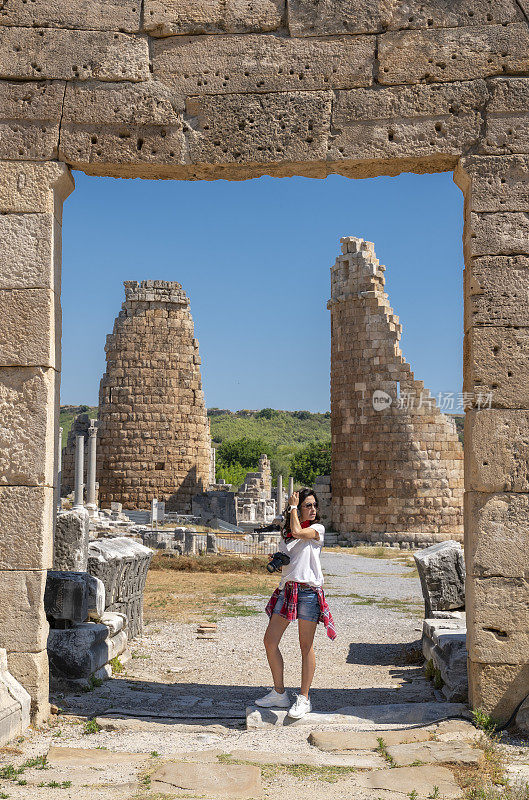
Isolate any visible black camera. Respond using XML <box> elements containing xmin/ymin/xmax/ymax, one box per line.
<box><xmin>266</xmin><ymin>552</ymin><xmax>291</xmax><ymax>573</ymax></box>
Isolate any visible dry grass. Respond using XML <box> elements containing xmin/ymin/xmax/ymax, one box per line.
<box><xmin>451</xmin><ymin>733</ymin><xmax>527</xmax><ymax>800</ymax></box>
<box><xmin>143</xmin><ymin>569</ymin><xmax>278</xmax><ymax>623</ymax></box>
<box><xmin>150</xmin><ymin>552</ymin><xmax>271</xmax><ymax>573</ymax></box>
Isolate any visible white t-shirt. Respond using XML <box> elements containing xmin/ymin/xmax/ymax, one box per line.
<box><xmin>278</xmin><ymin>524</ymin><xmax>325</xmax><ymax>589</ymax></box>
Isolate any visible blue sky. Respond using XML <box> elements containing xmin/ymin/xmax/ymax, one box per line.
<box><xmin>61</xmin><ymin>170</ymin><xmax>464</xmax><ymax>412</ymax></box>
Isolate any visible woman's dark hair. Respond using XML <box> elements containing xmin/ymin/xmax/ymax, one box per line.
<box><xmin>282</xmin><ymin>488</ymin><xmax>320</xmax><ymax>535</ymax></box>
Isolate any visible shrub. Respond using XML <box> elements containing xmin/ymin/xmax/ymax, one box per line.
<box><xmin>217</xmin><ymin>437</ymin><xmax>274</xmax><ymax>469</ymax></box>
<box><xmin>290</xmin><ymin>440</ymin><xmax>331</xmax><ymax>486</ymax></box>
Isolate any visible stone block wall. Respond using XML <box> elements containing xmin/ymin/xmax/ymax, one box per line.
<box><xmin>312</xmin><ymin>476</ymin><xmax>332</xmax><ymax>530</ymax></box>
<box><xmin>0</xmin><ymin>163</ymin><xmax>74</xmax><ymax>723</ymax></box>
<box><xmin>97</xmin><ymin>280</ymin><xmax>211</xmax><ymax>511</ymax></box>
<box><xmin>329</xmin><ymin>237</ymin><xmax>464</xmax><ymax>539</ymax></box>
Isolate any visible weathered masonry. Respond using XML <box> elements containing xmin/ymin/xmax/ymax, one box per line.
<box><xmin>0</xmin><ymin>0</ymin><xmax>528</xmax><ymax>725</ymax></box>
<box><xmin>329</xmin><ymin>236</ymin><xmax>464</xmax><ymax>544</ymax></box>
<box><xmin>97</xmin><ymin>280</ymin><xmax>211</xmax><ymax>511</ymax></box>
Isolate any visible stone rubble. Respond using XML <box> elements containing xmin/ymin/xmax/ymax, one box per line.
<box><xmin>414</xmin><ymin>540</ymin><xmax>466</xmax><ymax>617</ymax></box>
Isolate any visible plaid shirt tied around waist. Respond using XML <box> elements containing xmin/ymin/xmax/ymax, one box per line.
<box><xmin>265</xmin><ymin>581</ymin><xmax>337</xmax><ymax>641</ymax></box>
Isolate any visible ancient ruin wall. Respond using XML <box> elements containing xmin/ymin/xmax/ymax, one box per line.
<box><xmin>0</xmin><ymin>0</ymin><xmax>528</xmax><ymax>727</ymax></box>
<box><xmin>97</xmin><ymin>280</ymin><xmax>211</xmax><ymax>511</ymax></box>
<box><xmin>60</xmin><ymin>412</ymin><xmax>92</xmax><ymax>497</ymax></box>
<box><xmin>329</xmin><ymin>237</ymin><xmax>464</xmax><ymax>541</ymax></box>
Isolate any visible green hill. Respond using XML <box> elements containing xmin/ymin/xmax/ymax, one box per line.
<box><xmin>58</xmin><ymin>406</ymin><xmax>463</xmax><ymax>474</ymax></box>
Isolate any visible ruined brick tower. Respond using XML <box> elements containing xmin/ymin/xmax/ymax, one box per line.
<box><xmin>97</xmin><ymin>280</ymin><xmax>211</xmax><ymax>511</ymax></box>
<box><xmin>328</xmin><ymin>237</ymin><xmax>464</xmax><ymax>541</ymax></box>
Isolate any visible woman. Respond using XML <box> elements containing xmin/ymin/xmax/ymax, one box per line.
<box><xmin>255</xmin><ymin>487</ymin><xmax>336</xmax><ymax>719</ymax></box>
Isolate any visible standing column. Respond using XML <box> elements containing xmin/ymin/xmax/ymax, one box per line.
<box><xmin>73</xmin><ymin>434</ymin><xmax>84</xmax><ymax>509</ymax></box>
<box><xmin>56</xmin><ymin>426</ymin><xmax>63</xmax><ymax>510</ymax></box>
<box><xmin>288</xmin><ymin>477</ymin><xmax>294</xmax><ymax>499</ymax></box>
<box><xmin>277</xmin><ymin>474</ymin><xmax>283</xmax><ymax>516</ymax></box>
<box><xmin>85</xmin><ymin>421</ymin><xmax>98</xmax><ymax>514</ymax></box>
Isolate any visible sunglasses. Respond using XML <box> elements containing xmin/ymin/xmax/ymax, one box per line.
<box><xmin>301</xmin><ymin>502</ymin><xmax>317</xmax><ymax>508</ymax></box>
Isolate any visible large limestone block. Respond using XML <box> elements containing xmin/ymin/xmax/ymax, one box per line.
<box><xmin>363</xmin><ymin>765</ymin><xmax>461</xmax><ymax>798</ymax></box>
<box><xmin>386</xmin><ymin>0</ymin><xmax>523</xmax><ymax>30</ymax></box>
<box><xmin>151</xmin><ymin>761</ymin><xmax>261</xmax><ymax>797</ymax></box>
<box><xmin>144</xmin><ymin>0</ymin><xmax>283</xmax><ymax>36</ymax></box>
<box><xmin>0</xmin><ymin>28</ymin><xmax>149</xmax><ymax>82</ymax></box>
<box><xmin>465</xmin><ymin>409</ymin><xmax>529</xmax><ymax>492</ymax></box>
<box><xmin>468</xmin><ymin>659</ymin><xmax>529</xmax><ymax>722</ymax></box>
<box><xmin>153</xmin><ymin>34</ymin><xmax>374</xmax><ymax>97</ymax></box>
<box><xmin>54</xmin><ymin>509</ymin><xmax>90</xmax><ymax>572</ymax></box>
<box><xmin>59</xmin><ymin>81</ymin><xmax>185</xmax><ymax>173</ymax></box>
<box><xmin>386</xmin><ymin>741</ymin><xmax>480</xmax><ymax>767</ymax></box>
<box><xmin>186</xmin><ymin>90</ymin><xmax>332</xmax><ymax>166</ymax></box>
<box><xmin>466</xmin><ymin>212</ymin><xmax>529</xmax><ymax>259</ymax></box>
<box><xmin>329</xmin><ymin>80</ymin><xmax>486</xmax><ymax>169</ymax></box>
<box><xmin>45</xmin><ymin>572</ymin><xmax>89</xmax><ymax>625</ymax></box>
<box><xmin>288</xmin><ymin>0</ymin><xmax>392</xmax><ymax>35</ymax></box>
<box><xmin>455</xmin><ymin>155</ymin><xmax>529</xmax><ymax>213</ymax></box>
<box><xmin>7</xmin><ymin>649</ymin><xmax>49</xmax><ymax>723</ymax></box>
<box><xmin>414</xmin><ymin>541</ymin><xmax>465</xmax><ymax>617</ymax></box>
<box><xmin>0</xmin><ymin>80</ymin><xmax>63</xmax><ymax>161</ymax></box>
<box><xmin>0</xmin><ymin>647</ymin><xmax>31</xmax><ymax>747</ymax></box>
<box><xmin>484</xmin><ymin>77</ymin><xmax>529</xmax><ymax>155</ymax></box>
<box><xmin>0</xmin><ymin>570</ymin><xmax>48</xmax><ymax>652</ymax></box>
<box><xmin>0</xmin><ymin>486</ymin><xmax>53</xmax><ymax>570</ymax></box>
<box><xmin>47</xmin><ymin>622</ymin><xmax>124</xmax><ymax>679</ymax></box>
<box><xmin>0</xmin><ymin>367</ymin><xmax>57</xmax><ymax>487</ymax></box>
<box><xmin>464</xmin><ymin>327</ymin><xmax>529</xmax><ymax>409</ymax></box>
<box><xmin>465</xmin><ymin>492</ymin><xmax>529</xmax><ymax>579</ymax></box>
<box><xmin>0</xmin><ymin>0</ymin><xmax>140</xmax><ymax>32</ymax></box>
<box><xmin>0</xmin><ymin>214</ymin><xmax>57</xmax><ymax>291</ymax></box>
<box><xmin>378</xmin><ymin>24</ymin><xmax>529</xmax><ymax>85</ymax></box>
<box><xmin>463</xmin><ymin>255</ymin><xmax>529</xmax><ymax>330</ymax></box>
<box><xmin>289</xmin><ymin>0</ymin><xmax>522</xmax><ymax>35</ymax></box>
<box><xmin>467</xmin><ymin>576</ymin><xmax>529</xmax><ymax>662</ymax></box>
<box><xmin>0</xmin><ymin>161</ymin><xmax>72</xmax><ymax>215</ymax></box>
<box><xmin>0</xmin><ymin>288</ymin><xmax>60</xmax><ymax>369</ymax></box>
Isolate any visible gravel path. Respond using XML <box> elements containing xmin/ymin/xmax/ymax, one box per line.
<box><xmin>56</xmin><ymin>550</ymin><xmax>435</xmax><ymax>723</ymax></box>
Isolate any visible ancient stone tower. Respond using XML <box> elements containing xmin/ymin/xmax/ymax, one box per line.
<box><xmin>328</xmin><ymin>237</ymin><xmax>464</xmax><ymax>542</ymax></box>
<box><xmin>97</xmin><ymin>280</ymin><xmax>211</xmax><ymax>511</ymax></box>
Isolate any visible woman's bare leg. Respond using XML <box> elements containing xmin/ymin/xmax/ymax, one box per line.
<box><xmin>298</xmin><ymin>619</ymin><xmax>318</xmax><ymax>698</ymax></box>
<box><xmin>263</xmin><ymin>614</ymin><xmax>290</xmax><ymax>692</ymax></box>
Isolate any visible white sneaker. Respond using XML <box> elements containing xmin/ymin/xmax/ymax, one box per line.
<box><xmin>288</xmin><ymin>694</ymin><xmax>311</xmax><ymax>719</ymax></box>
<box><xmin>254</xmin><ymin>688</ymin><xmax>290</xmax><ymax>708</ymax></box>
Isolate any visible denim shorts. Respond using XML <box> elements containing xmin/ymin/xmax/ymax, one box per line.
<box><xmin>273</xmin><ymin>585</ymin><xmax>321</xmax><ymax>623</ymax></box>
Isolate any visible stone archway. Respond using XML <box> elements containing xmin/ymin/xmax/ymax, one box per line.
<box><xmin>0</xmin><ymin>0</ymin><xmax>528</xmax><ymax>724</ymax></box>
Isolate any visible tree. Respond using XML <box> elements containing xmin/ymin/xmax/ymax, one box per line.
<box><xmin>290</xmin><ymin>440</ymin><xmax>331</xmax><ymax>486</ymax></box>
<box><xmin>217</xmin><ymin>437</ymin><xmax>274</xmax><ymax>469</ymax></box>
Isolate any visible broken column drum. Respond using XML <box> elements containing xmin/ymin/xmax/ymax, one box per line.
<box><xmin>329</xmin><ymin>237</ymin><xmax>464</xmax><ymax>539</ymax></box>
<box><xmin>97</xmin><ymin>281</ymin><xmax>211</xmax><ymax>511</ymax></box>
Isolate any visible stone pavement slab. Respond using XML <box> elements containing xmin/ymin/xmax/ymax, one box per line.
<box><xmin>151</xmin><ymin>761</ymin><xmax>262</xmax><ymax>798</ymax></box>
<box><xmin>228</xmin><ymin>747</ymin><xmax>385</xmax><ymax>769</ymax></box>
<box><xmin>95</xmin><ymin>715</ymin><xmax>231</xmax><ymax>734</ymax></box>
<box><xmin>361</xmin><ymin>764</ymin><xmax>462</xmax><ymax>798</ymax></box>
<box><xmin>386</xmin><ymin>740</ymin><xmax>481</xmax><ymax>766</ymax></box>
<box><xmin>308</xmin><ymin>727</ymin><xmax>432</xmax><ymax>751</ymax></box>
<box><xmin>46</xmin><ymin>746</ymin><xmax>149</xmax><ymax>767</ymax></box>
<box><xmin>247</xmin><ymin>702</ymin><xmax>469</xmax><ymax>729</ymax></box>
